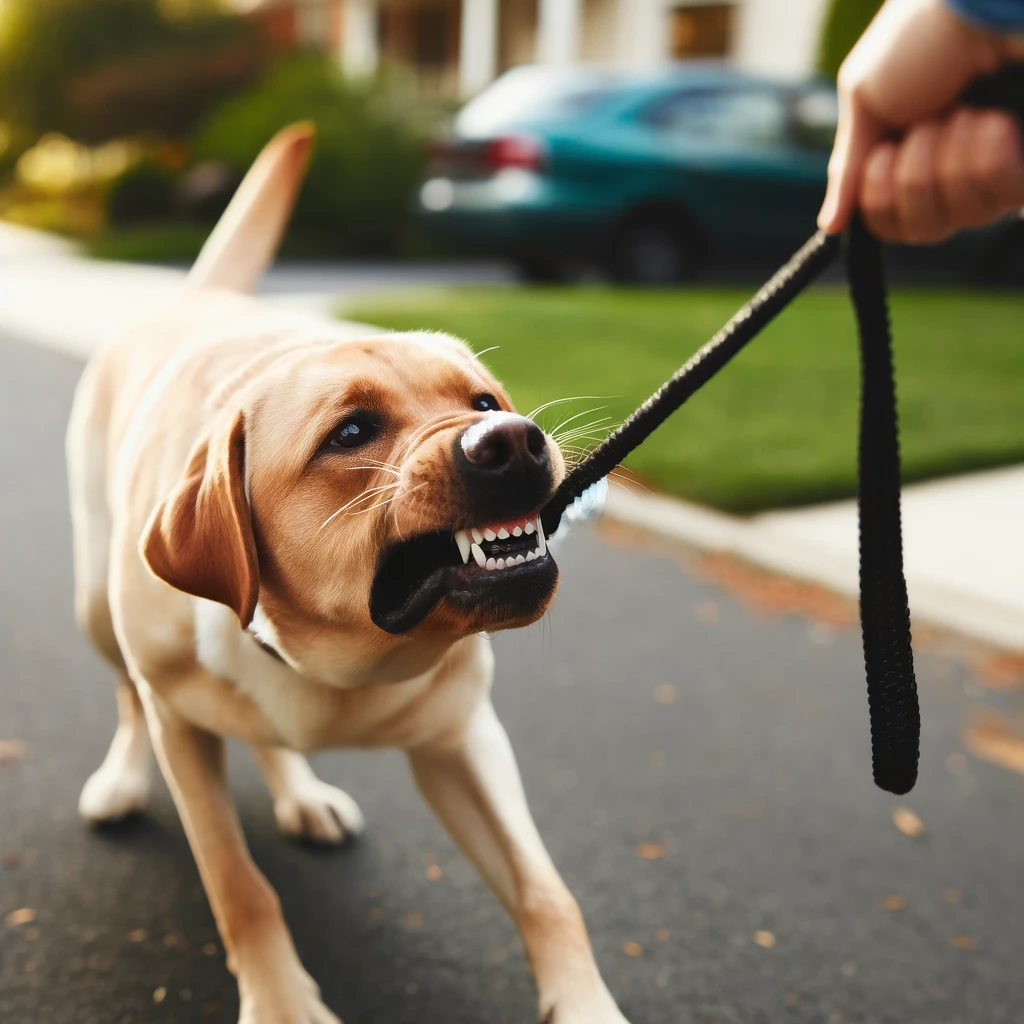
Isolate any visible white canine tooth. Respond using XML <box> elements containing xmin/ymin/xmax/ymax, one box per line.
<box><xmin>523</xmin><ymin>521</ymin><xmax>535</xmax><ymax>535</ymax></box>
<box><xmin>472</xmin><ymin>528</ymin><xmax>484</xmax><ymax>545</ymax></box>
<box><xmin>526</xmin><ymin>550</ymin><xmax>537</xmax><ymax>561</ymax></box>
<box><xmin>471</xmin><ymin>543</ymin><xmax>486</xmax><ymax>568</ymax></box>
<box><xmin>497</xmin><ymin>527</ymin><xmax>509</xmax><ymax>540</ymax></box>
<box><xmin>455</xmin><ymin>530</ymin><xmax>472</xmax><ymax>564</ymax></box>
<box><xmin>486</xmin><ymin>557</ymin><xmax>497</xmax><ymax>570</ymax></box>
<box><xmin>537</xmin><ymin>522</ymin><xmax>547</xmax><ymax>556</ymax></box>
<box><xmin>512</xmin><ymin>525</ymin><xmax>523</xmax><ymax>537</ymax></box>
<box><xmin>515</xmin><ymin>554</ymin><xmax>526</xmax><ymax>565</ymax></box>
<box><xmin>496</xmin><ymin>557</ymin><xmax>506</xmax><ymax>569</ymax></box>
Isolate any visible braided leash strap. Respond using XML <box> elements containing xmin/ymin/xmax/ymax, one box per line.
<box><xmin>541</xmin><ymin>223</ymin><xmax>921</xmax><ymax>794</ymax></box>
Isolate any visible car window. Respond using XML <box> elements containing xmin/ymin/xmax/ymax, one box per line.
<box><xmin>456</xmin><ymin>69</ymin><xmax>619</xmax><ymax>136</ymax></box>
<box><xmin>646</xmin><ymin>88</ymin><xmax>789</xmax><ymax>147</ymax></box>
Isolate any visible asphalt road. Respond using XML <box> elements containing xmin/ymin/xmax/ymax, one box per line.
<box><xmin>2</xmin><ymin>329</ymin><xmax>1024</xmax><ymax>1024</ymax></box>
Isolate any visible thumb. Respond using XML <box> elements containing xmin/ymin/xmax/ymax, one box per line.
<box><xmin>818</xmin><ymin>96</ymin><xmax>883</xmax><ymax>234</ymax></box>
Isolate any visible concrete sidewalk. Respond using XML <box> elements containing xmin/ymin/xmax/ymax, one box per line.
<box><xmin>2</xmin><ymin>223</ymin><xmax>1020</xmax><ymax>652</ymax></box>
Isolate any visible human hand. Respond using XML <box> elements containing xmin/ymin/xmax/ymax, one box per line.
<box><xmin>818</xmin><ymin>0</ymin><xmax>1024</xmax><ymax>242</ymax></box>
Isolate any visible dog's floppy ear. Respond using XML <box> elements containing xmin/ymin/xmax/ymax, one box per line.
<box><xmin>141</xmin><ymin>409</ymin><xmax>258</xmax><ymax>628</ymax></box>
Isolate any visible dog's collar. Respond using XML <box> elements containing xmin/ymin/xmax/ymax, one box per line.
<box><xmin>248</xmin><ymin>630</ymin><xmax>285</xmax><ymax>663</ymax></box>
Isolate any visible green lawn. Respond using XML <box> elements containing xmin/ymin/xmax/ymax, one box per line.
<box><xmin>344</xmin><ymin>286</ymin><xmax>1024</xmax><ymax>513</ymax></box>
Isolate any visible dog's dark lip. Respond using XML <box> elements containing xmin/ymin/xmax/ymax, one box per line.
<box><xmin>369</xmin><ymin>523</ymin><xmax>555</xmax><ymax>635</ymax></box>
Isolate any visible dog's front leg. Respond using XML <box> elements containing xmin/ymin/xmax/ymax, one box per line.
<box><xmin>409</xmin><ymin>699</ymin><xmax>630</xmax><ymax>1024</ymax></box>
<box><xmin>142</xmin><ymin>689</ymin><xmax>340</xmax><ymax>1024</ymax></box>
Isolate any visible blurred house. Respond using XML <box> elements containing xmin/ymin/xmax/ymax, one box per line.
<box><xmin>232</xmin><ymin>0</ymin><xmax>829</xmax><ymax>98</ymax></box>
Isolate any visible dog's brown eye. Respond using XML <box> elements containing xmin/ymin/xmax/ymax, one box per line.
<box><xmin>329</xmin><ymin>416</ymin><xmax>377</xmax><ymax>450</ymax></box>
<box><xmin>472</xmin><ymin>394</ymin><xmax>500</xmax><ymax>412</ymax></box>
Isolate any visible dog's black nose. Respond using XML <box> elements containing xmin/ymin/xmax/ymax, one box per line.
<box><xmin>461</xmin><ymin>414</ymin><xmax>547</xmax><ymax>471</ymax></box>
<box><xmin>455</xmin><ymin>413</ymin><xmax>552</xmax><ymax>522</ymax></box>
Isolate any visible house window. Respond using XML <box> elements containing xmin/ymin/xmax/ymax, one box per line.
<box><xmin>670</xmin><ymin>3</ymin><xmax>735</xmax><ymax>59</ymax></box>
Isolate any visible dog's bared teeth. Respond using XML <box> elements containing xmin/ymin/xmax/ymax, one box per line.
<box><xmin>526</xmin><ymin>550</ymin><xmax>537</xmax><ymax>561</ymax></box>
<box><xmin>523</xmin><ymin>521</ymin><xmax>535</xmax><ymax>536</ymax></box>
<box><xmin>471</xmin><ymin>543</ymin><xmax>486</xmax><ymax>568</ymax></box>
<box><xmin>485</xmin><ymin>557</ymin><xmax>497</xmax><ymax>570</ymax></box>
<box><xmin>515</xmin><ymin>554</ymin><xmax>526</xmax><ymax>565</ymax></box>
<box><xmin>496</xmin><ymin>557</ymin><xmax>506</xmax><ymax>569</ymax></box>
<box><xmin>537</xmin><ymin>520</ymin><xmax>547</xmax><ymax>556</ymax></box>
<box><xmin>455</xmin><ymin>530</ymin><xmax>472</xmax><ymax>564</ymax></box>
<box><xmin>472</xmin><ymin>528</ymin><xmax>484</xmax><ymax>545</ymax></box>
<box><xmin>497</xmin><ymin>527</ymin><xmax>510</xmax><ymax>540</ymax></box>
<box><xmin>512</xmin><ymin>525</ymin><xmax>523</xmax><ymax>537</ymax></box>
<box><xmin>483</xmin><ymin>527</ymin><xmax>497</xmax><ymax>542</ymax></box>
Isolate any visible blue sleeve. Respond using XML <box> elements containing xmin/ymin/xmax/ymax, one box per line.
<box><xmin>947</xmin><ymin>0</ymin><xmax>1024</xmax><ymax>31</ymax></box>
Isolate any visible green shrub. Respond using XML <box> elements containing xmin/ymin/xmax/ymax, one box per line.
<box><xmin>108</xmin><ymin>161</ymin><xmax>176</xmax><ymax>225</ymax></box>
<box><xmin>817</xmin><ymin>0</ymin><xmax>884</xmax><ymax>79</ymax></box>
<box><xmin>193</xmin><ymin>56</ymin><xmax>430</xmax><ymax>257</ymax></box>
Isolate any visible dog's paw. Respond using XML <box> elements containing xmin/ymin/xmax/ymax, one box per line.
<box><xmin>78</xmin><ymin>759</ymin><xmax>151</xmax><ymax>823</ymax></box>
<box><xmin>273</xmin><ymin>778</ymin><xmax>364</xmax><ymax>845</ymax></box>
<box><xmin>542</xmin><ymin>982</ymin><xmax>631</xmax><ymax>1024</ymax></box>
<box><xmin>239</xmin><ymin>965</ymin><xmax>342</xmax><ymax>1024</ymax></box>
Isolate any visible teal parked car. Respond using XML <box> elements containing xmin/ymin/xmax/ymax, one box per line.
<box><xmin>418</xmin><ymin>64</ymin><xmax>840</xmax><ymax>284</ymax></box>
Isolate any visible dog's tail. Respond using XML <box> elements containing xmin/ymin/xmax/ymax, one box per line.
<box><xmin>186</xmin><ymin>122</ymin><xmax>315</xmax><ymax>293</ymax></box>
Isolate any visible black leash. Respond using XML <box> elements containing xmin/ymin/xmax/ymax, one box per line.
<box><xmin>541</xmin><ymin>222</ymin><xmax>919</xmax><ymax>795</ymax></box>
<box><xmin>542</xmin><ymin>68</ymin><xmax>1024</xmax><ymax>795</ymax></box>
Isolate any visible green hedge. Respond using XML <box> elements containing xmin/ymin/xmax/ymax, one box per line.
<box><xmin>817</xmin><ymin>0</ymin><xmax>884</xmax><ymax>79</ymax></box>
<box><xmin>192</xmin><ymin>56</ymin><xmax>429</xmax><ymax>257</ymax></box>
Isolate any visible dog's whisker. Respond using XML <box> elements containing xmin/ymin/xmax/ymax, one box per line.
<box><xmin>319</xmin><ymin>483</ymin><xmax>400</xmax><ymax>530</ymax></box>
<box><xmin>473</xmin><ymin>345</ymin><xmax>501</xmax><ymax>359</ymax></box>
<box><xmin>549</xmin><ymin>405</ymin><xmax>609</xmax><ymax>438</ymax></box>
<box><xmin>527</xmin><ymin>395</ymin><xmax>607</xmax><ymax>421</ymax></box>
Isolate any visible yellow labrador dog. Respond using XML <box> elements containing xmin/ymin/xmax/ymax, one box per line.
<box><xmin>66</xmin><ymin>124</ymin><xmax>629</xmax><ymax>1024</ymax></box>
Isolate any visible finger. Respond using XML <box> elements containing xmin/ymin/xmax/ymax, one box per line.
<box><xmin>860</xmin><ymin>142</ymin><xmax>901</xmax><ymax>241</ymax></box>
<box><xmin>936</xmin><ymin>108</ymin><xmax>994</xmax><ymax>231</ymax></box>
<box><xmin>893</xmin><ymin>122</ymin><xmax>949</xmax><ymax>244</ymax></box>
<box><xmin>819</xmin><ymin>94</ymin><xmax>883</xmax><ymax>234</ymax></box>
<box><xmin>967</xmin><ymin>110</ymin><xmax>1024</xmax><ymax>215</ymax></box>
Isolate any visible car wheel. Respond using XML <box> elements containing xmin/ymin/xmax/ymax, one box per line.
<box><xmin>610</xmin><ymin>217</ymin><xmax>700</xmax><ymax>285</ymax></box>
<box><xmin>514</xmin><ymin>255</ymin><xmax>568</xmax><ymax>284</ymax></box>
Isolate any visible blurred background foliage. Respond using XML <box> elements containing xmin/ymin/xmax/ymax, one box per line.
<box><xmin>0</xmin><ymin>0</ymin><xmax>433</xmax><ymax>257</ymax></box>
<box><xmin>817</xmin><ymin>0</ymin><xmax>884</xmax><ymax>79</ymax></box>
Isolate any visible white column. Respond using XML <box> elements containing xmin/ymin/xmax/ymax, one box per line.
<box><xmin>537</xmin><ymin>0</ymin><xmax>581</xmax><ymax>65</ymax></box>
<box><xmin>613</xmin><ymin>0</ymin><xmax>669</xmax><ymax>68</ymax></box>
<box><xmin>341</xmin><ymin>0</ymin><xmax>378</xmax><ymax>77</ymax></box>
<box><xmin>459</xmin><ymin>0</ymin><xmax>499</xmax><ymax>96</ymax></box>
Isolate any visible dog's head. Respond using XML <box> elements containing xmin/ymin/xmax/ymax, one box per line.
<box><xmin>142</xmin><ymin>330</ymin><xmax>564</xmax><ymax>662</ymax></box>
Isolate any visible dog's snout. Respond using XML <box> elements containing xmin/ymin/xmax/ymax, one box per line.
<box><xmin>461</xmin><ymin>416</ymin><xmax>547</xmax><ymax>471</ymax></box>
<box><xmin>455</xmin><ymin>413</ymin><xmax>553</xmax><ymax>522</ymax></box>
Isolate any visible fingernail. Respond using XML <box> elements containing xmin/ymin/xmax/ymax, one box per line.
<box><xmin>817</xmin><ymin>192</ymin><xmax>837</xmax><ymax>231</ymax></box>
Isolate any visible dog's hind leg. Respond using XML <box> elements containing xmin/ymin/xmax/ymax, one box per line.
<box><xmin>79</xmin><ymin>676</ymin><xmax>153</xmax><ymax>822</ymax></box>
<box><xmin>68</xmin><ymin>362</ymin><xmax>152</xmax><ymax>823</ymax></box>
<box><xmin>251</xmin><ymin>747</ymin><xmax>364</xmax><ymax>845</ymax></box>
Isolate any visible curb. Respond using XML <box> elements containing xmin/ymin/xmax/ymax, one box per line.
<box><xmin>605</xmin><ymin>483</ymin><xmax>1024</xmax><ymax>654</ymax></box>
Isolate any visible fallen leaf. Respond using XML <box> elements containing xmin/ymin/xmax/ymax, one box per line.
<box><xmin>892</xmin><ymin>807</ymin><xmax>925</xmax><ymax>839</ymax></box>
<box><xmin>635</xmin><ymin>842</ymin><xmax>668</xmax><ymax>861</ymax></box>
<box><xmin>163</xmin><ymin>933</ymin><xmax>178</xmax><ymax>948</ymax></box>
<box><xmin>153</xmin><ymin>987</ymin><xmax>167</xmax><ymax>1003</ymax></box>
<box><xmin>0</xmin><ymin>740</ymin><xmax>27</xmax><ymax>766</ymax></box>
<box><xmin>654</xmin><ymin>684</ymin><xmax>678</xmax><ymax>706</ymax></box>
<box><xmin>964</xmin><ymin>713</ymin><xmax>1024</xmax><ymax>777</ymax></box>
<box><xmin>425</xmin><ymin>864</ymin><xmax>442</xmax><ymax>881</ymax></box>
<box><xmin>753</xmin><ymin>930</ymin><xmax>776</xmax><ymax>949</ymax></box>
<box><xmin>203</xmin><ymin>942</ymin><xmax>218</xmax><ymax>956</ymax></box>
<box><xmin>950</xmin><ymin>935</ymin><xmax>976</xmax><ymax>950</ymax></box>
<box><xmin>622</xmin><ymin>941</ymin><xmax>643</xmax><ymax>958</ymax></box>
<box><xmin>5</xmin><ymin>908</ymin><xmax>36</xmax><ymax>927</ymax></box>
<box><xmin>880</xmin><ymin>894</ymin><xmax>906</xmax><ymax>911</ymax></box>
<box><xmin>24</xmin><ymin>927</ymin><xmax>39</xmax><ymax>941</ymax></box>
<box><xmin>975</xmin><ymin>652</ymin><xmax>1024</xmax><ymax>691</ymax></box>
<box><xmin>128</xmin><ymin>928</ymin><xmax>147</xmax><ymax>943</ymax></box>
<box><xmin>656</xmin><ymin>928</ymin><xmax>670</xmax><ymax>942</ymax></box>
<box><xmin>696</xmin><ymin>600</ymin><xmax>720</xmax><ymax>624</ymax></box>
<box><xmin>402</xmin><ymin>912</ymin><xmax>424</xmax><ymax>932</ymax></box>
